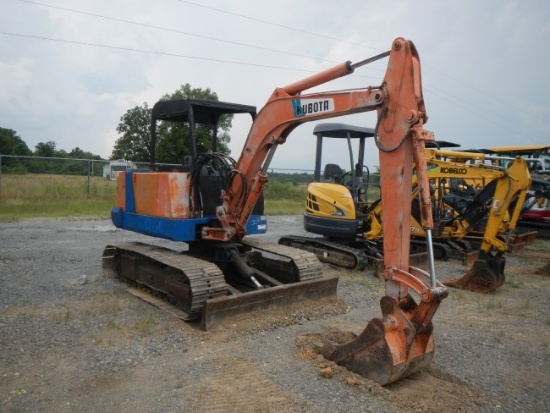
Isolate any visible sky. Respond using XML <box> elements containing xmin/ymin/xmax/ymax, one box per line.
<box><xmin>1</xmin><ymin>0</ymin><xmax>549</xmax><ymax>173</ymax></box>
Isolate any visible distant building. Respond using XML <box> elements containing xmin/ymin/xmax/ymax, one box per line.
<box><xmin>103</xmin><ymin>160</ymin><xmax>137</xmax><ymax>180</ymax></box>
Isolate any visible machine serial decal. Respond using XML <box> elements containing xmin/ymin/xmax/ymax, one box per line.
<box><xmin>292</xmin><ymin>98</ymin><xmax>335</xmax><ymax>117</ymax></box>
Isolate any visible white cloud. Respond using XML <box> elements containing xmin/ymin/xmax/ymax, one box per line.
<box><xmin>0</xmin><ymin>0</ymin><xmax>548</xmax><ymax>168</ymax></box>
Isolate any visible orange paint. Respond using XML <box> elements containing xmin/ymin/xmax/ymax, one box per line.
<box><xmin>115</xmin><ymin>172</ymin><xmax>125</xmax><ymax>210</ymax></box>
<box><xmin>130</xmin><ymin>172</ymin><xmax>191</xmax><ymax>218</ymax></box>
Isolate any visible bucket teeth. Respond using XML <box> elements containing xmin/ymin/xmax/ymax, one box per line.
<box><xmin>322</xmin><ymin>296</ymin><xmax>435</xmax><ymax>386</ymax></box>
<box><xmin>444</xmin><ymin>252</ymin><xmax>505</xmax><ymax>293</ymax></box>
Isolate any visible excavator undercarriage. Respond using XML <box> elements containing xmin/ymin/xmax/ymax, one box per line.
<box><xmin>103</xmin><ymin>239</ymin><xmax>336</xmax><ymax>330</ymax></box>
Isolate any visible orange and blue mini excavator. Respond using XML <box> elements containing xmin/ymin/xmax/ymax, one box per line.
<box><xmin>103</xmin><ymin>38</ymin><xmax>447</xmax><ymax>385</ymax></box>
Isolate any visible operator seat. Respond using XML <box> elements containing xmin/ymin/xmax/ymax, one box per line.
<box><xmin>323</xmin><ymin>163</ymin><xmax>343</xmax><ymax>183</ymax></box>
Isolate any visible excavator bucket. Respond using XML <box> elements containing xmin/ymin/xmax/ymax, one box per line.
<box><xmin>443</xmin><ymin>251</ymin><xmax>505</xmax><ymax>293</ymax></box>
<box><xmin>322</xmin><ymin>295</ymin><xmax>438</xmax><ymax>386</ymax></box>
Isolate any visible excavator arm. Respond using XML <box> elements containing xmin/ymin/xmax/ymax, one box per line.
<box><xmin>204</xmin><ymin>38</ymin><xmax>446</xmax><ymax>385</ymax></box>
<box><xmin>202</xmin><ymin>39</ymin><xmax>435</xmax><ymax>249</ymax></box>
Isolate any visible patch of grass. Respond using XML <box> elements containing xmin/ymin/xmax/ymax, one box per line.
<box><xmin>264</xmin><ymin>199</ymin><xmax>304</xmax><ymax>215</ymax></box>
<box><xmin>529</xmin><ymin>239</ymin><xmax>549</xmax><ymax>251</ymax></box>
<box><xmin>103</xmin><ymin>317</ymin><xmax>119</xmax><ymax>329</ymax></box>
<box><xmin>336</xmin><ymin>268</ymin><xmax>383</xmax><ymax>295</ymax></box>
<box><xmin>51</xmin><ymin>305</ymin><xmax>73</xmax><ymax>324</ymax></box>
<box><xmin>0</xmin><ymin>199</ymin><xmax>114</xmax><ymax>221</ymax></box>
<box><xmin>450</xmin><ymin>288</ymin><xmax>465</xmax><ymax>301</ymax></box>
<box><xmin>133</xmin><ymin>317</ymin><xmax>157</xmax><ymax>337</ymax></box>
<box><xmin>484</xmin><ymin>298</ymin><xmax>504</xmax><ymax>310</ymax></box>
<box><xmin>521</xmin><ymin>299</ymin><xmax>534</xmax><ymax>309</ymax></box>
<box><xmin>0</xmin><ymin>174</ymin><xmax>115</xmax><ymax>221</ymax></box>
<box><xmin>506</xmin><ymin>277</ymin><xmax>523</xmax><ymax>289</ymax></box>
<box><xmin>263</xmin><ymin>180</ymin><xmax>306</xmax><ymax>201</ymax></box>
<box><xmin>0</xmin><ymin>173</ymin><xmax>313</xmax><ymax>220</ymax></box>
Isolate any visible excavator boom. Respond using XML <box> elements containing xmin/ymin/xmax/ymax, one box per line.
<box><xmin>212</xmin><ymin>38</ymin><xmax>448</xmax><ymax>385</ymax></box>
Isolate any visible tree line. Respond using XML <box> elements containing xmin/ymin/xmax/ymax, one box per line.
<box><xmin>0</xmin><ymin>128</ymin><xmax>103</xmax><ymax>175</ymax></box>
<box><xmin>1</xmin><ymin>84</ymin><xmax>234</xmax><ymax>175</ymax></box>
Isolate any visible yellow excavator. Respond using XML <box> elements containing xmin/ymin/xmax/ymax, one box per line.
<box><xmin>279</xmin><ymin>123</ymin><xmax>448</xmax><ymax>273</ymax></box>
<box><xmin>104</xmin><ymin>38</ymin><xmax>447</xmax><ymax>385</ymax></box>
<box><xmin>397</xmin><ymin>149</ymin><xmax>532</xmax><ymax>292</ymax></box>
<box><xmin>282</xmin><ymin>140</ymin><xmax>532</xmax><ymax>292</ymax></box>
<box><xmin>483</xmin><ymin>145</ymin><xmax>550</xmax><ymax>238</ymax></box>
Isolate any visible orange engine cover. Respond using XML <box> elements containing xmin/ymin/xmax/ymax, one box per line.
<box><xmin>117</xmin><ymin>172</ymin><xmax>192</xmax><ymax>218</ymax></box>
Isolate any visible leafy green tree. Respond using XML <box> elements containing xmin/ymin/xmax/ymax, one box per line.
<box><xmin>0</xmin><ymin>128</ymin><xmax>32</xmax><ymax>173</ymax></box>
<box><xmin>156</xmin><ymin>84</ymin><xmax>232</xmax><ymax>163</ymax></box>
<box><xmin>111</xmin><ymin>84</ymin><xmax>235</xmax><ymax>164</ymax></box>
<box><xmin>0</xmin><ymin>128</ymin><xmax>32</xmax><ymax>156</ymax></box>
<box><xmin>34</xmin><ymin>141</ymin><xmax>57</xmax><ymax>157</ymax></box>
<box><xmin>63</xmin><ymin>147</ymin><xmax>103</xmax><ymax>175</ymax></box>
<box><xmin>111</xmin><ymin>102</ymin><xmax>153</xmax><ymax>162</ymax></box>
<box><xmin>68</xmin><ymin>147</ymin><xmax>86</xmax><ymax>159</ymax></box>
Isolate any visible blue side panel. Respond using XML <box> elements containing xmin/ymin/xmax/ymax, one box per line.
<box><xmin>111</xmin><ymin>207</ymin><xmax>268</xmax><ymax>242</ymax></box>
<box><xmin>124</xmin><ymin>171</ymin><xmax>136</xmax><ymax>213</ymax></box>
<box><xmin>111</xmin><ymin>206</ymin><xmax>124</xmax><ymax>228</ymax></box>
<box><xmin>246</xmin><ymin>214</ymin><xmax>268</xmax><ymax>235</ymax></box>
<box><xmin>111</xmin><ymin>208</ymin><xmax>208</xmax><ymax>241</ymax></box>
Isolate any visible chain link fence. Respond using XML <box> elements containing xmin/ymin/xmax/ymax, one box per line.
<box><xmin>0</xmin><ymin>155</ymin><xmax>329</xmax><ymax>200</ymax></box>
<box><xmin>0</xmin><ymin>155</ymin><xmax>164</xmax><ymax>200</ymax></box>
<box><xmin>0</xmin><ymin>154</ymin><xmax>380</xmax><ymax>203</ymax></box>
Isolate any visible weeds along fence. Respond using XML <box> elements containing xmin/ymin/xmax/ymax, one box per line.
<box><xmin>0</xmin><ymin>154</ymin><xmax>380</xmax><ymax>205</ymax></box>
<box><xmin>0</xmin><ymin>155</ymin><xmax>175</xmax><ymax>201</ymax></box>
<box><xmin>0</xmin><ymin>155</ymin><xmax>321</xmax><ymax>202</ymax></box>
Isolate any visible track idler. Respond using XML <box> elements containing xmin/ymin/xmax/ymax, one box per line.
<box><xmin>443</xmin><ymin>250</ymin><xmax>506</xmax><ymax>293</ymax></box>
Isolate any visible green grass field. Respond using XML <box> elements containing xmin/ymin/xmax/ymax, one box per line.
<box><xmin>0</xmin><ymin>174</ymin><xmax>306</xmax><ymax>221</ymax></box>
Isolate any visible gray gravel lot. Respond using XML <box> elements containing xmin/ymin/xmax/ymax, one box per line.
<box><xmin>0</xmin><ymin>216</ymin><xmax>549</xmax><ymax>412</ymax></box>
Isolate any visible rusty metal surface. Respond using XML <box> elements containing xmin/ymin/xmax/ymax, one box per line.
<box><xmin>462</xmin><ymin>250</ymin><xmax>480</xmax><ymax>267</ymax></box>
<box><xmin>371</xmin><ymin>252</ymin><xmax>428</xmax><ymax>278</ymax></box>
<box><xmin>201</xmin><ymin>276</ymin><xmax>338</xmax><ymax>330</ymax></box>
<box><xmin>508</xmin><ymin>231</ymin><xmax>538</xmax><ymax>254</ymax></box>
<box><xmin>242</xmin><ymin>237</ymin><xmax>322</xmax><ymax>281</ymax></box>
<box><xmin>444</xmin><ymin>256</ymin><xmax>505</xmax><ymax>293</ymax></box>
<box><xmin>323</xmin><ymin>296</ymin><xmax>437</xmax><ymax>385</ymax></box>
<box><xmin>323</xmin><ymin>39</ymin><xmax>447</xmax><ymax>385</ymax></box>
<box><xmin>103</xmin><ymin>242</ymin><xmax>228</xmax><ymax>319</ymax></box>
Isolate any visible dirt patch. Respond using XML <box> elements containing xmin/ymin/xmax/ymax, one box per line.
<box><xmin>207</xmin><ymin>296</ymin><xmax>350</xmax><ymax>338</ymax></box>
<box><xmin>507</xmin><ymin>245</ymin><xmax>550</xmax><ymax>277</ymax></box>
<box><xmin>187</xmin><ymin>356</ymin><xmax>301</xmax><ymax>413</ymax></box>
<box><xmin>535</xmin><ymin>261</ymin><xmax>550</xmax><ymax>276</ymax></box>
<box><xmin>296</xmin><ymin>324</ymin><xmax>483</xmax><ymax>413</ymax></box>
<box><xmin>513</xmin><ymin>248</ymin><xmax>550</xmax><ymax>262</ymax></box>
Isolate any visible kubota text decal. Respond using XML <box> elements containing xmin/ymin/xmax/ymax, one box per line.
<box><xmin>292</xmin><ymin>98</ymin><xmax>335</xmax><ymax>117</ymax></box>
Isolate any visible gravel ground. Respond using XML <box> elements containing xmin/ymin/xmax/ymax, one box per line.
<box><xmin>0</xmin><ymin>215</ymin><xmax>549</xmax><ymax>412</ymax></box>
